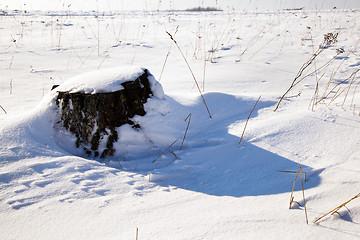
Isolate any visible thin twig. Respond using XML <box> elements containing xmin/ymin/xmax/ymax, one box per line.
<box><xmin>202</xmin><ymin>56</ymin><xmax>207</xmax><ymax>92</ymax></box>
<box><xmin>0</xmin><ymin>105</ymin><xmax>7</xmax><ymax>114</ymax></box>
<box><xmin>10</xmin><ymin>78</ymin><xmax>13</xmax><ymax>95</ymax></box>
<box><xmin>309</xmin><ymin>72</ymin><xmax>325</xmax><ymax>110</ymax></box>
<box><xmin>300</xmin><ymin>167</ymin><xmax>309</xmax><ymax>224</ymax></box>
<box><xmin>289</xmin><ymin>167</ymin><xmax>308</xmax><ymax>224</ymax></box>
<box><xmin>289</xmin><ymin>168</ymin><xmax>300</xmax><ymax>209</ymax></box>
<box><xmin>239</xmin><ymin>96</ymin><xmax>261</xmax><ymax>145</ymax></box>
<box><xmin>313</xmin><ymin>193</ymin><xmax>360</xmax><ymax>223</ymax></box>
<box><xmin>152</xmin><ymin>139</ymin><xmax>178</xmax><ymax>163</ymax></box>
<box><xmin>180</xmin><ymin>113</ymin><xmax>191</xmax><ymax>150</ymax></box>
<box><xmin>159</xmin><ymin>26</ymin><xmax>178</xmax><ymax>82</ymax></box>
<box><xmin>325</xmin><ymin>69</ymin><xmax>360</xmax><ymax>104</ymax></box>
<box><xmin>167</xmin><ymin>31</ymin><xmax>212</xmax><ymax>119</ymax></box>
<box><xmin>170</xmin><ymin>147</ymin><xmax>178</xmax><ymax>158</ymax></box>
<box><xmin>341</xmin><ymin>72</ymin><xmax>357</xmax><ymax>108</ymax></box>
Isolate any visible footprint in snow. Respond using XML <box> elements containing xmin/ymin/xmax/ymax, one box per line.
<box><xmin>6</xmin><ymin>198</ymin><xmax>37</xmax><ymax>210</ymax></box>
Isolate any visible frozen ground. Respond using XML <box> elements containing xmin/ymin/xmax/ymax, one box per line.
<box><xmin>0</xmin><ymin>7</ymin><xmax>360</xmax><ymax>239</ymax></box>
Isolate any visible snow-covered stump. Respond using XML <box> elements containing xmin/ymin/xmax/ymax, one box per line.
<box><xmin>54</xmin><ymin>67</ymin><xmax>163</xmax><ymax>159</ymax></box>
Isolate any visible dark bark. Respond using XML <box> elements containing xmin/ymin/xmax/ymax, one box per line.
<box><xmin>55</xmin><ymin>69</ymin><xmax>153</xmax><ymax>158</ymax></box>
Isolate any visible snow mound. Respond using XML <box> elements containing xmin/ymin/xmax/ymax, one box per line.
<box><xmin>0</xmin><ymin>67</ymin><xmax>179</xmax><ymax>171</ymax></box>
<box><xmin>52</xmin><ymin>67</ymin><xmax>178</xmax><ymax>168</ymax></box>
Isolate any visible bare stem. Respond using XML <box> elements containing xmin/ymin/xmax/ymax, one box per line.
<box><xmin>10</xmin><ymin>78</ymin><xmax>13</xmax><ymax>95</ymax></box>
<box><xmin>167</xmin><ymin>31</ymin><xmax>212</xmax><ymax>119</ymax></box>
<box><xmin>0</xmin><ymin>105</ymin><xmax>7</xmax><ymax>114</ymax></box>
<box><xmin>180</xmin><ymin>113</ymin><xmax>191</xmax><ymax>150</ymax></box>
<box><xmin>239</xmin><ymin>96</ymin><xmax>261</xmax><ymax>145</ymax></box>
<box><xmin>153</xmin><ymin>139</ymin><xmax>178</xmax><ymax>163</ymax></box>
<box><xmin>288</xmin><ymin>167</ymin><xmax>308</xmax><ymax>224</ymax></box>
<box><xmin>313</xmin><ymin>193</ymin><xmax>360</xmax><ymax>223</ymax></box>
<box><xmin>159</xmin><ymin>26</ymin><xmax>179</xmax><ymax>82</ymax></box>
<box><xmin>300</xmin><ymin>167</ymin><xmax>309</xmax><ymax>224</ymax></box>
<box><xmin>289</xmin><ymin>168</ymin><xmax>300</xmax><ymax>209</ymax></box>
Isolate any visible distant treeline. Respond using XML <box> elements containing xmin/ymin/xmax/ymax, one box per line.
<box><xmin>185</xmin><ymin>7</ymin><xmax>222</xmax><ymax>12</ymax></box>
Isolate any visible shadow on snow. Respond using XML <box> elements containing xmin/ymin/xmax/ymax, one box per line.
<box><xmin>0</xmin><ymin>92</ymin><xmax>322</xmax><ymax>199</ymax></box>
<box><xmin>140</xmin><ymin>92</ymin><xmax>322</xmax><ymax>198</ymax></box>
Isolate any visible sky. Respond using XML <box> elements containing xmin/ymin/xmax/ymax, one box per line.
<box><xmin>1</xmin><ymin>0</ymin><xmax>360</xmax><ymax>11</ymax></box>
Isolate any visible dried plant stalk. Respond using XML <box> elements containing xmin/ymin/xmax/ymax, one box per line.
<box><xmin>274</xmin><ymin>33</ymin><xmax>339</xmax><ymax>112</ymax></box>
<box><xmin>300</xmin><ymin>167</ymin><xmax>309</xmax><ymax>224</ymax></box>
<box><xmin>313</xmin><ymin>193</ymin><xmax>360</xmax><ymax>224</ymax></box>
<box><xmin>180</xmin><ymin>113</ymin><xmax>191</xmax><ymax>150</ymax></box>
<box><xmin>289</xmin><ymin>168</ymin><xmax>300</xmax><ymax>209</ymax></box>
<box><xmin>10</xmin><ymin>78</ymin><xmax>13</xmax><ymax>95</ymax></box>
<box><xmin>325</xmin><ymin>69</ymin><xmax>360</xmax><ymax>105</ymax></box>
<box><xmin>309</xmin><ymin>72</ymin><xmax>325</xmax><ymax>110</ymax></box>
<box><xmin>167</xmin><ymin>31</ymin><xmax>212</xmax><ymax>119</ymax></box>
<box><xmin>239</xmin><ymin>96</ymin><xmax>261</xmax><ymax>145</ymax></box>
<box><xmin>159</xmin><ymin>26</ymin><xmax>179</xmax><ymax>82</ymax></box>
<box><xmin>0</xmin><ymin>105</ymin><xmax>7</xmax><ymax>114</ymax></box>
<box><xmin>153</xmin><ymin>139</ymin><xmax>178</xmax><ymax>163</ymax></box>
<box><xmin>289</xmin><ymin>167</ymin><xmax>308</xmax><ymax>224</ymax></box>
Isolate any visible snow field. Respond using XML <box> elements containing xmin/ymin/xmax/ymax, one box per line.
<box><xmin>0</xmin><ymin>8</ymin><xmax>360</xmax><ymax>239</ymax></box>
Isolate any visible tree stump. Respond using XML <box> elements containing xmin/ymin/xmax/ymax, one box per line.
<box><xmin>55</xmin><ymin>68</ymin><xmax>156</xmax><ymax>158</ymax></box>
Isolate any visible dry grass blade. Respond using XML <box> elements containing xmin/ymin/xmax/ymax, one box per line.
<box><xmin>340</xmin><ymin>71</ymin><xmax>358</xmax><ymax>108</ymax></box>
<box><xmin>239</xmin><ymin>96</ymin><xmax>261</xmax><ymax>145</ymax></box>
<box><xmin>309</xmin><ymin>72</ymin><xmax>325</xmax><ymax>110</ymax></box>
<box><xmin>136</xmin><ymin>227</ymin><xmax>138</xmax><ymax>240</ymax></box>
<box><xmin>10</xmin><ymin>78</ymin><xmax>13</xmax><ymax>95</ymax></box>
<box><xmin>166</xmin><ymin>31</ymin><xmax>213</xmax><ymax>119</ymax></box>
<box><xmin>152</xmin><ymin>139</ymin><xmax>178</xmax><ymax>163</ymax></box>
<box><xmin>313</xmin><ymin>193</ymin><xmax>360</xmax><ymax>224</ymax></box>
<box><xmin>0</xmin><ymin>105</ymin><xmax>7</xmax><ymax>114</ymax></box>
<box><xmin>202</xmin><ymin>56</ymin><xmax>207</xmax><ymax>92</ymax></box>
<box><xmin>300</xmin><ymin>167</ymin><xmax>309</xmax><ymax>224</ymax></box>
<box><xmin>322</xmin><ymin>68</ymin><xmax>360</xmax><ymax>105</ymax></box>
<box><xmin>289</xmin><ymin>167</ymin><xmax>308</xmax><ymax>224</ymax></box>
<box><xmin>289</xmin><ymin>168</ymin><xmax>300</xmax><ymax>209</ymax></box>
<box><xmin>180</xmin><ymin>113</ymin><xmax>191</xmax><ymax>150</ymax></box>
<box><xmin>159</xmin><ymin>26</ymin><xmax>179</xmax><ymax>82</ymax></box>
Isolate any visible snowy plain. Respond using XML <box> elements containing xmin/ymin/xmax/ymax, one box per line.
<box><xmin>0</xmin><ymin>4</ymin><xmax>360</xmax><ymax>240</ymax></box>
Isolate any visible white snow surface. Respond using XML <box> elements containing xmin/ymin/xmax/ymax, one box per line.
<box><xmin>0</xmin><ymin>8</ymin><xmax>360</xmax><ymax>240</ymax></box>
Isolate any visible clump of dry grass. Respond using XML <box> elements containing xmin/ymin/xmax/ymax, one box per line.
<box><xmin>318</xmin><ymin>68</ymin><xmax>360</xmax><ymax>110</ymax></box>
<box><xmin>274</xmin><ymin>32</ymin><xmax>340</xmax><ymax>112</ymax></box>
